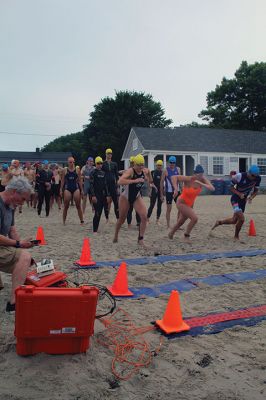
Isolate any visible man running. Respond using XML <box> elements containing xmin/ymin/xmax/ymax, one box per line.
<box><xmin>169</xmin><ymin>165</ymin><xmax>214</xmax><ymax>241</ymax></box>
<box><xmin>102</xmin><ymin>148</ymin><xmax>119</xmax><ymax>221</ymax></box>
<box><xmin>211</xmin><ymin>165</ymin><xmax>261</xmax><ymax>240</ymax></box>
<box><xmin>89</xmin><ymin>157</ymin><xmax>110</xmax><ymax>233</ymax></box>
<box><xmin>81</xmin><ymin>157</ymin><xmax>94</xmax><ymax>214</ymax></box>
<box><xmin>147</xmin><ymin>160</ymin><xmax>163</xmax><ymax>224</ymax></box>
<box><xmin>160</xmin><ymin>156</ymin><xmax>181</xmax><ymax>228</ymax></box>
<box><xmin>61</xmin><ymin>157</ymin><xmax>84</xmax><ymax>225</ymax></box>
<box><xmin>113</xmin><ymin>154</ymin><xmax>155</xmax><ymax>246</ymax></box>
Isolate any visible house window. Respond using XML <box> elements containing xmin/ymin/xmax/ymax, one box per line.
<box><xmin>213</xmin><ymin>156</ymin><xmax>224</xmax><ymax>175</ymax></box>
<box><xmin>257</xmin><ymin>158</ymin><xmax>266</xmax><ymax>175</ymax></box>
<box><xmin>132</xmin><ymin>138</ymin><xmax>138</xmax><ymax>151</ymax></box>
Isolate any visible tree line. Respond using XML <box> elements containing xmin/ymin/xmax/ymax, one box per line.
<box><xmin>43</xmin><ymin>61</ymin><xmax>266</xmax><ymax>166</ymax></box>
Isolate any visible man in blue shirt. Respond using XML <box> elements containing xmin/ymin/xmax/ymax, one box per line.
<box><xmin>211</xmin><ymin>165</ymin><xmax>261</xmax><ymax>239</ymax></box>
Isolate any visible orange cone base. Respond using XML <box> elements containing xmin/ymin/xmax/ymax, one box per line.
<box><xmin>75</xmin><ymin>260</ymin><xmax>96</xmax><ymax>266</ymax></box>
<box><xmin>107</xmin><ymin>285</ymin><xmax>133</xmax><ymax>297</ymax></box>
<box><xmin>155</xmin><ymin>318</ymin><xmax>190</xmax><ymax>334</ymax></box>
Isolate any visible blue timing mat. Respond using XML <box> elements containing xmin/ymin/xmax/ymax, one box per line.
<box><xmin>166</xmin><ymin>315</ymin><xmax>266</xmax><ymax>338</ymax></box>
<box><xmin>127</xmin><ymin>268</ymin><xmax>266</xmax><ymax>298</ymax></box>
<box><xmin>94</xmin><ymin>248</ymin><xmax>266</xmax><ymax>268</ymax></box>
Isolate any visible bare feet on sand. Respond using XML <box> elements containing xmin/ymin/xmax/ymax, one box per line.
<box><xmin>211</xmin><ymin>220</ymin><xmax>221</xmax><ymax>230</ymax></box>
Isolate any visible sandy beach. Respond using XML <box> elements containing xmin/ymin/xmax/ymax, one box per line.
<box><xmin>0</xmin><ymin>194</ymin><xmax>265</xmax><ymax>400</ymax></box>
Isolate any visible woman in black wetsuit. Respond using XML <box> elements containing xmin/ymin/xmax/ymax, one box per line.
<box><xmin>113</xmin><ymin>154</ymin><xmax>155</xmax><ymax>246</ymax></box>
<box><xmin>60</xmin><ymin>157</ymin><xmax>84</xmax><ymax>225</ymax></box>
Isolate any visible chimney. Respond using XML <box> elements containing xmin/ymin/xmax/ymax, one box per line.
<box><xmin>36</xmin><ymin>147</ymin><xmax>40</xmax><ymax>153</ymax></box>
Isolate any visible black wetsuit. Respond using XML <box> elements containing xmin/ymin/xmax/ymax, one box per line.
<box><xmin>102</xmin><ymin>160</ymin><xmax>119</xmax><ymax>219</ymax></box>
<box><xmin>89</xmin><ymin>168</ymin><xmax>110</xmax><ymax>232</ymax></box>
<box><xmin>37</xmin><ymin>168</ymin><xmax>53</xmax><ymax>216</ymax></box>
<box><xmin>147</xmin><ymin>169</ymin><xmax>162</xmax><ymax>219</ymax></box>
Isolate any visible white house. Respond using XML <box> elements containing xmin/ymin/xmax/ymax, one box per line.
<box><xmin>122</xmin><ymin>127</ymin><xmax>266</xmax><ymax>186</ymax></box>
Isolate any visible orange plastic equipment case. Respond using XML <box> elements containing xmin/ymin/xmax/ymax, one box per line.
<box><xmin>25</xmin><ymin>270</ymin><xmax>67</xmax><ymax>287</ymax></box>
<box><xmin>15</xmin><ymin>285</ymin><xmax>99</xmax><ymax>356</ymax></box>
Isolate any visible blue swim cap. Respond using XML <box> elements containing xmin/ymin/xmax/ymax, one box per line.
<box><xmin>43</xmin><ymin>160</ymin><xmax>49</xmax><ymax>165</ymax></box>
<box><xmin>2</xmin><ymin>163</ymin><xmax>8</xmax><ymax>170</ymax></box>
<box><xmin>87</xmin><ymin>156</ymin><xmax>93</xmax><ymax>161</ymax></box>
<box><xmin>169</xmin><ymin>156</ymin><xmax>176</xmax><ymax>163</ymax></box>
<box><xmin>248</xmin><ymin>165</ymin><xmax>259</xmax><ymax>175</ymax></box>
<box><xmin>194</xmin><ymin>164</ymin><xmax>204</xmax><ymax>174</ymax></box>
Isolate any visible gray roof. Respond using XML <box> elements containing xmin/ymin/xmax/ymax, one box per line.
<box><xmin>0</xmin><ymin>151</ymin><xmax>72</xmax><ymax>163</ymax></box>
<box><xmin>132</xmin><ymin>127</ymin><xmax>266</xmax><ymax>154</ymax></box>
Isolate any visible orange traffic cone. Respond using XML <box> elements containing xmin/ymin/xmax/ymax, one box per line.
<box><xmin>156</xmin><ymin>290</ymin><xmax>190</xmax><ymax>334</ymax></box>
<box><xmin>248</xmin><ymin>219</ymin><xmax>256</xmax><ymax>236</ymax></box>
<box><xmin>36</xmin><ymin>226</ymin><xmax>47</xmax><ymax>245</ymax></box>
<box><xmin>107</xmin><ymin>262</ymin><xmax>133</xmax><ymax>296</ymax></box>
<box><xmin>75</xmin><ymin>238</ymin><xmax>96</xmax><ymax>266</ymax></box>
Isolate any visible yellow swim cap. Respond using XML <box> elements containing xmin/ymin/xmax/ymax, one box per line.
<box><xmin>134</xmin><ymin>154</ymin><xmax>144</xmax><ymax>165</ymax></box>
<box><xmin>156</xmin><ymin>160</ymin><xmax>163</xmax><ymax>166</ymax></box>
<box><xmin>95</xmin><ymin>156</ymin><xmax>103</xmax><ymax>164</ymax></box>
<box><xmin>106</xmin><ymin>148</ymin><xmax>112</xmax><ymax>154</ymax></box>
<box><xmin>130</xmin><ymin>156</ymin><xmax>135</xmax><ymax>163</ymax></box>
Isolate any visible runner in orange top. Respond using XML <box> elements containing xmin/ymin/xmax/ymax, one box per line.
<box><xmin>169</xmin><ymin>165</ymin><xmax>214</xmax><ymax>241</ymax></box>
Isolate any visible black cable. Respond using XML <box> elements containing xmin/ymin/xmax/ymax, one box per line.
<box><xmin>66</xmin><ymin>280</ymin><xmax>116</xmax><ymax>319</ymax></box>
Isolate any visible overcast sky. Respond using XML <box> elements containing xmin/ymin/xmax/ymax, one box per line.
<box><xmin>1</xmin><ymin>0</ymin><xmax>265</xmax><ymax>152</ymax></box>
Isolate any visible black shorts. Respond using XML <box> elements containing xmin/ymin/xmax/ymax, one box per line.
<box><xmin>165</xmin><ymin>192</ymin><xmax>180</xmax><ymax>205</ymax></box>
<box><xmin>231</xmin><ymin>195</ymin><xmax>246</xmax><ymax>213</ymax></box>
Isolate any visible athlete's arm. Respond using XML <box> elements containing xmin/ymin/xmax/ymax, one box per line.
<box><xmin>104</xmin><ymin>174</ymin><xmax>111</xmax><ymax>198</ymax></box>
<box><xmin>195</xmin><ymin>177</ymin><xmax>215</xmax><ymax>191</ymax></box>
<box><xmin>248</xmin><ymin>188</ymin><xmax>259</xmax><ymax>202</ymax></box>
<box><xmin>171</xmin><ymin>175</ymin><xmax>180</xmax><ymax>198</ymax></box>
<box><xmin>160</xmin><ymin>170</ymin><xmax>166</xmax><ymax>199</ymax></box>
<box><xmin>60</xmin><ymin>169</ymin><xmax>66</xmax><ymax>192</ymax></box>
<box><xmin>145</xmin><ymin>169</ymin><xmax>157</xmax><ymax>194</ymax></box>
<box><xmin>175</xmin><ymin>175</ymin><xmax>193</xmax><ymax>183</ymax></box>
<box><xmin>114</xmin><ymin>162</ymin><xmax>119</xmax><ymax>182</ymax></box>
<box><xmin>89</xmin><ymin>170</ymin><xmax>96</xmax><ymax>197</ymax></box>
<box><xmin>118</xmin><ymin>168</ymin><xmax>142</xmax><ymax>185</ymax></box>
<box><xmin>80</xmin><ymin>166</ymin><xmax>85</xmax><ymax>184</ymax></box>
<box><xmin>77</xmin><ymin>170</ymin><xmax>83</xmax><ymax>194</ymax></box>
<box><xmin>230</xmin><ymin>185</ymin><xmax>245</xmax><ymax>199</ymax></box>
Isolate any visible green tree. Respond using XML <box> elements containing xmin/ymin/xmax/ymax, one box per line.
<box><xmin>83</xmin><ymin>90</ymin><xmax>172</xmax><ymax>164</ymax></box>
<box><xmin>42</xmin><ymin>131</ymin><xmax>87</xmax><ymax>165</ymax></box>
<box><xmin>179</xmin><ymin>121</ymin><xmax>208</xmax><ymax>128</ymax></box>
<box><xmin>199</xmin><ymin>61</ymin><xmax>266</xmax><ymax>131</ymax></box>
<box><xmin>43</xmin><ymin>90</ymin><xmax>172</xmax><ymax>165</ymax></box>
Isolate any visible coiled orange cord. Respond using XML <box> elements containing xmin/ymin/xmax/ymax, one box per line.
<box><xmin>97</xmin><ymin>308</ymin><xmax>163</xmax><ymax>380</ymax></box>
